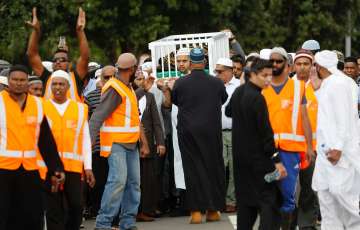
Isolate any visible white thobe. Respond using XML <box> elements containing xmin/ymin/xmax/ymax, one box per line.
<box><xmin>312</xmin><ymin>74</ymin><xmax>360</xmax><ymax>229</ymax></box>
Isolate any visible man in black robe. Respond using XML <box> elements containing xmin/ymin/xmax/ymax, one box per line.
<box><xmin>170</xmin><ymin>48</ymin><xmax>228</xmax><ymax>224</ymax></box>
<box><xmin>226</xmin><ymin>58</ymin><xmax>287</xmax><ymax>229</ymax></box>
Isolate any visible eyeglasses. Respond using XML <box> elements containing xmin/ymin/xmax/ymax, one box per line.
<box><xmin>270</xmin><ymin>59</ymin><xmax>284</xmax><ymax>64</ymax></box>
<box><xmin>53</xmin><ymin>57</ymin><xmax>68</xmax><ymax>63</ymax></box>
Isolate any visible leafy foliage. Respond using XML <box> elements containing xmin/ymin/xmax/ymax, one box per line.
<box><xmin>0</xmin><ymin>0</ymin><xmax>359</xmax><ymax>65</ymax></box>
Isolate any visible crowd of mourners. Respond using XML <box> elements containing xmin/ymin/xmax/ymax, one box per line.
<box><xmin>1</xmin><ymin>6</ymin><xmax>360</xmax><ymax>230</ymax></box>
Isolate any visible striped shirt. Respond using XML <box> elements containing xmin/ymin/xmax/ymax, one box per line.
<box><xmin>85</xmin><ymin>88</ymin><xmax>101</xmax><ymax>154</ymax></box>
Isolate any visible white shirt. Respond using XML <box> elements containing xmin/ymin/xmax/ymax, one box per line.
<box><xmin>312</xmin><ymin>74</ymin><xmax>360</xmax><ymax>194</ymax></box>
<box><xmin>221</xmin><ymin>77</ymin><xmax>240</xmax><ymax>130</ymax></box>
<box><xmin>50</xmin><ymin>99</ymin><xmax>92</xmax><ymax>170</ymax></box>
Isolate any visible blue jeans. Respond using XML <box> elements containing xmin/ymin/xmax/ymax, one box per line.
<box><xmin>95</xmin><ymin>143</ymin><xmax>140</xmax><ymax>230</ymax></box>
<box><xmin>278</xmin><ymin>150</ymin><xmax>300</xmax><ymax>213</ymax></box>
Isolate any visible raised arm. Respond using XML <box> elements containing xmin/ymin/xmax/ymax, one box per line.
<box><xmin>26</xmin><ymin>7</ymin><xmax>45</xmax><ymax>77</ymax></box>
<box><xmin>75</xmin><ymin>7</ymin><xmax>90</xmax><ymax>79</ymax></box>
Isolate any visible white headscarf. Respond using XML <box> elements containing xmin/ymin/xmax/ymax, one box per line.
<box><xmin>314</xmin><ymin>50</ymin><xmax>348</xmax><ymax>78</ymax></box>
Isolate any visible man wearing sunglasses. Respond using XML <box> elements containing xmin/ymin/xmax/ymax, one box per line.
<box><xmin>263</xmin><ymin>47</ymin><xmax>314</xmax><ymax>230</ymax></box>
<box><xmin>26</xmin><ymin>7</ymin><xmax>89</xmax><ymax>102</ymax></box>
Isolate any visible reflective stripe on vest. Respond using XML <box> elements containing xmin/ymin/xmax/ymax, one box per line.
<box><xmin>0</xmin><ymin>94</ymin><xmax>7</xmax><ymax>150</ymax></box>
<box><xmin>291</xmin><ymin>79</ymin><xmax>301</xmax><ymax>136</ymax></box>
<box><xmin>0</xmin><ymin>92</ymin><xmax>43</xmax><ymax>170</ymax></box>
<box><xmin>45</xmin><ymin>100</ymin><xmax>86</xmax><ymax>173</ymax></box>
<box><xmin>37</xmin><ymin>159</ymin><xmax>46</xmax><ymax>168</ymax></box>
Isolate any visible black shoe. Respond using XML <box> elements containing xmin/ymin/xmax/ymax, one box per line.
<box><xmin>124</xmin><ymin>227</ymin><xmax>138</xmax><ymax>230</ymax></box>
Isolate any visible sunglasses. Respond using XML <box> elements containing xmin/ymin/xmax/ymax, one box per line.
<box><xmin>53</xmin><ymin>57</ymin><xmax>68</xmax><ymax>63</ymax></box>
<box><xmin>270</xmin><ymin>59</ymin><xmax>284</xmax><ymax>64</ymax></box>
<box><xmin>102</xmin><ymin>75</ymin><xmax>113</xmax><ymax>80</ymax></box>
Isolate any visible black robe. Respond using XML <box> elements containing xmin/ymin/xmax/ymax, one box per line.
<box><xmin>171</xmin><ymin>69</ymin><xmax>228</xmax><ymax>211</ymax></box>
<box><xmin>225</xmin><ymin>81</ymin><xmax>281</xmax><ymax>206</ymax></box>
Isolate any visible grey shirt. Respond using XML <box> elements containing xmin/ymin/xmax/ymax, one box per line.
<box><xmin>89</xmin><ymin>86</ymin><xmax>137</xmax><ymax>150</ymax></box>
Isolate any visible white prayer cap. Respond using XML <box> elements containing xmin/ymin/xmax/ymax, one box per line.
<box><xmin>95</xmin><ymin>68</ymin><xmax>102</xmax><ymax>78</ymax></box>
<box><xmin>246</xmin><ymin>52</ymin><xmax>260</xmax><ymax>60</ymax></box>
<box><xmin>0</xmin><ymin>76</ymin><xmax>8</xmax><ymax>86</ymax></box>
<box><xmin>88</xmin><ymin>62</ymin><xmax>100</xmax><ymax>69</ymax></box>
<box><xmin>270</xmin><ymin>47</ymin><xmax>288</xmax><ymax>60</ymax></box>
<box><xmin>42</xmin><ymin>61</ymin><xmax>53</xmax><ymax>72</ymax></box>
<box><xmin>259</xmin><ymin>49</ymin><xmax>271</xmax><ymax>60</ymax></box>
<box><xmin>302</xmin><ymin>40</ymin><xmax>320</xmax><ymax>51</ymax></box>
<box><xmin>51</xmin><ymin>70</ymin><xmax>70</xmax><ymax>83</ymax></box>
<box><xmin>216</xmin><ymin>57</ymin><xmax>233</xmax><ymax>68</ymax></box>
<box><xmin>314</xmin><ymin>50</ymin><xmax>338</xmax><ymax>70</ymax></box>
<box><xmin>176</xmin><ymin>48</ymin><xmax>190</xmax><ymax>57</ymax></box>
<box><xmin>141</xmin><ymin>62</ymin><xmax>152</xmax><ymax>72</ymax></box>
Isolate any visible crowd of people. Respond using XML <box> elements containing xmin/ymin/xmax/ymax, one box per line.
<box><xmin>1</xmin><ymin>6</ymin><xmax>360</xmax><ymax>230</ymax></box>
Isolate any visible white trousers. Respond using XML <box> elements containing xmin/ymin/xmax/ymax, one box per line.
<box><xmin>318</xmin><ymin>190</ymin><xmax>360</xmax><ymax>230</ymax></box>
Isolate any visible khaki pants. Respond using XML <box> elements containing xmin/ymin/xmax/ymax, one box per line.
<box><xmin>223</xmin><ymin>130</ymin><xmax>235</xmax><ymax>206</ymax></box>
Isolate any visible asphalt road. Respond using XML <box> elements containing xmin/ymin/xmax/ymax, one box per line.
<box><xmin>83</xmin><ymin>213</ymin><xmax>237</xmax><ymax>230</ymax></box>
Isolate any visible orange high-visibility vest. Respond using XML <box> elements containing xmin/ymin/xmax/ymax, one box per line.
<box><xmin>44</xmin><ymin>99</ymin><xmax>88</xmax><ymax>173</ymax></box>
<box><xmin>263</xmin><ymin>78</ymin><xmax>306</xmax><ymax>152</ymax></box>
<box><xmin>0</xmin><ymin>91</ymin><xmax>43</xmax><ymax>171</ymax></box>
<box><xmin>305</xmin><ymin>81</ymin><xmax>317</xmax><ymax>150</ymax></box>
<box><xmin>100</xmin><ymin>78</ymin><xmax>140</xmax><ymax>157</ymax></box>
<box><xmin>44</xmin><ymin>71</ymin><xmax>83</xmax><ymax>102</ymax></box>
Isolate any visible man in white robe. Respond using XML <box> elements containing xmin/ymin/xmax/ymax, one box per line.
<box><xmin>311</xmin><ymin>50</ymin><xmax>360</xmax><ymax>230</ymax></box>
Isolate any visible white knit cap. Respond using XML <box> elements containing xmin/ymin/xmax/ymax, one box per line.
<box><xmin>259</xmin><ymin>48</ymin><xmax>272</xmax><ymax>60</ymax></box>
<box><xmin>216</xmin><ymin>57</ymin><xmax>233</xmax><ymax>68</ymax></box>
<box><xmin>141</xmin><ymin>62</ymin><xmax>152</xmax><ymax>72</ymax></box>
<box><xmin>0</xmin><ymin>76</ymin><xmax>8</xmax><ymax>86</ymax></box>
<box><xmin>51</xmin><ymin>70</ymin><xmax>70</xmax><ymax>83</ymax></box>
<box><xmin>270</xmin><ymin>47</ymin><xmax>288</xmax><ymax>60</ymax></box>
<box><xmin>176</xmin><ymin>48</ymin><xmax>190</xmax><ymax>57</ymax></box>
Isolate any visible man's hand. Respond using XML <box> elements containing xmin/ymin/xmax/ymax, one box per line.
<box><xmin>309</xmin><ymin>66</ymin><xmax>322</xmax><ymax>90</ymax></box>
<box><xmin>85</xmin><ymin>169</ymin><xmax>96</xmax><ymax>188</ymax></box>
<box><xmin>275</xmin><ymin>163</ymin><xmax>287</xmax><ymax>180</ymax></box>
<box><xmin>157</xmin><ymin>145</ymin><xmax>166</xmax><ymax>157</ymax></box>
<box><xmin>140</xmin><ymin>142</ymin><xmax>150</xmax><ymax>158</ymax></box>
<box><xmin>50</xmin><ymin>171</ymin><xmax>65</xmax><ymax>193</ymax></box>
<box><xmin>326</xmin><ymin>149</ymin><xmax>342</xmax><ymax>165</ymax></box>
<box><xmin>306</xmin><ymin>147</ymin><xmax>316</xmax><ymax>164</ymax></box>
<box><xmin>25</xmin><ymin>7</ymin><xmax>40</xmax><ymax>32</ymax></box>
<box><xmin>76</xmin><ymin>7</ymin><xmax>86</xmax><ymax>31</ymax></box>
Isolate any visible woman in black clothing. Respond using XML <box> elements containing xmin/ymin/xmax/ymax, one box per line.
<box><xmin>226</xmin><ymin>58</ymin><xmax>287</xmax><ymax>230</ymax></box>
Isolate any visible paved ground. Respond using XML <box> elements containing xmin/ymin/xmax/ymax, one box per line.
<box><xmin>83</xmin><ymin>213</ymin><xmax>237</xmax><ymax>230</ymax></box>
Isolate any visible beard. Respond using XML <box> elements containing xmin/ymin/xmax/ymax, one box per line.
<box><xmin>272</xmin><ymin>64</ymin><xmax>285</xmax><ymax>76</ymax></box>
<box><xmin>129</xmin><ymin>73</ymin><xmax>136</xmax><ymax>83</ymax></box>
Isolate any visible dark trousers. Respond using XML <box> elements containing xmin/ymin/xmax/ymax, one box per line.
<box><xmin>0</xmin><ymin>167</ymin><xmax>44</xmax><ymax>230</ymax></box>
<box><xmin>297</xmin><ymin>161</ymin><xmax>319</xmax><ymax>229</ymax></box>
<box><xmin>45</xmin><ymin>171</ymin><xmax>82</xmax><ymax>230</ymax></box>
<box><xmin>237</xmin><ymin>185</ymin><xmax>282</xmax><ymax>230</ymax></box>
<box><xmin>88</xmin><ymin>153</ymin><xmax>108</xmax><ymax>215</ymax></box>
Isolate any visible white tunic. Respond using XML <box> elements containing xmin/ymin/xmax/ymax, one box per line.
<box><xmin>312</xmin><ymin>74</ymin><xmax>360</xmax><ymax>195</ymax></box>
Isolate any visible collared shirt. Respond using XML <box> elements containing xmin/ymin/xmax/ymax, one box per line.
<box><xmin>222</xmin><ymin>77</ymin><xmax>240</xmax><ymax>130</ymax></box>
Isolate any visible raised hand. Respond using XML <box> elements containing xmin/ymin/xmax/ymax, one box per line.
<box><xmin>76</xmin><ymin>7</ymin><xmax>86</xmax><ymax>31</ymax></box>
<box><xmin>25</xmin><ymin>7</ymin><xmax>40</xmax><ymax>32</ymax></box>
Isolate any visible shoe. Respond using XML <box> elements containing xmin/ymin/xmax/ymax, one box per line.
<box><xmin>136</xmin><ymin>212</ymin><xmax>155</xmax><ymax>222</ymax></box>
<box><xmin>189</xmin><ymin>211</ymin><xmax>202</xmax><ymax>224</ymax></box>
<box><xmin>124</xmin><ymin>227</ymin><xmax>138</xmax><ymax>230</ymax></box>
<box><xmin>224</xmin><ymin>205</ymin><xmax>236</xmax><ymax>213</ymax></box>
<box><xmin>206</xmin><ymin>210</ymin><xmax>221</xmax><ymax>222</ymax></box>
